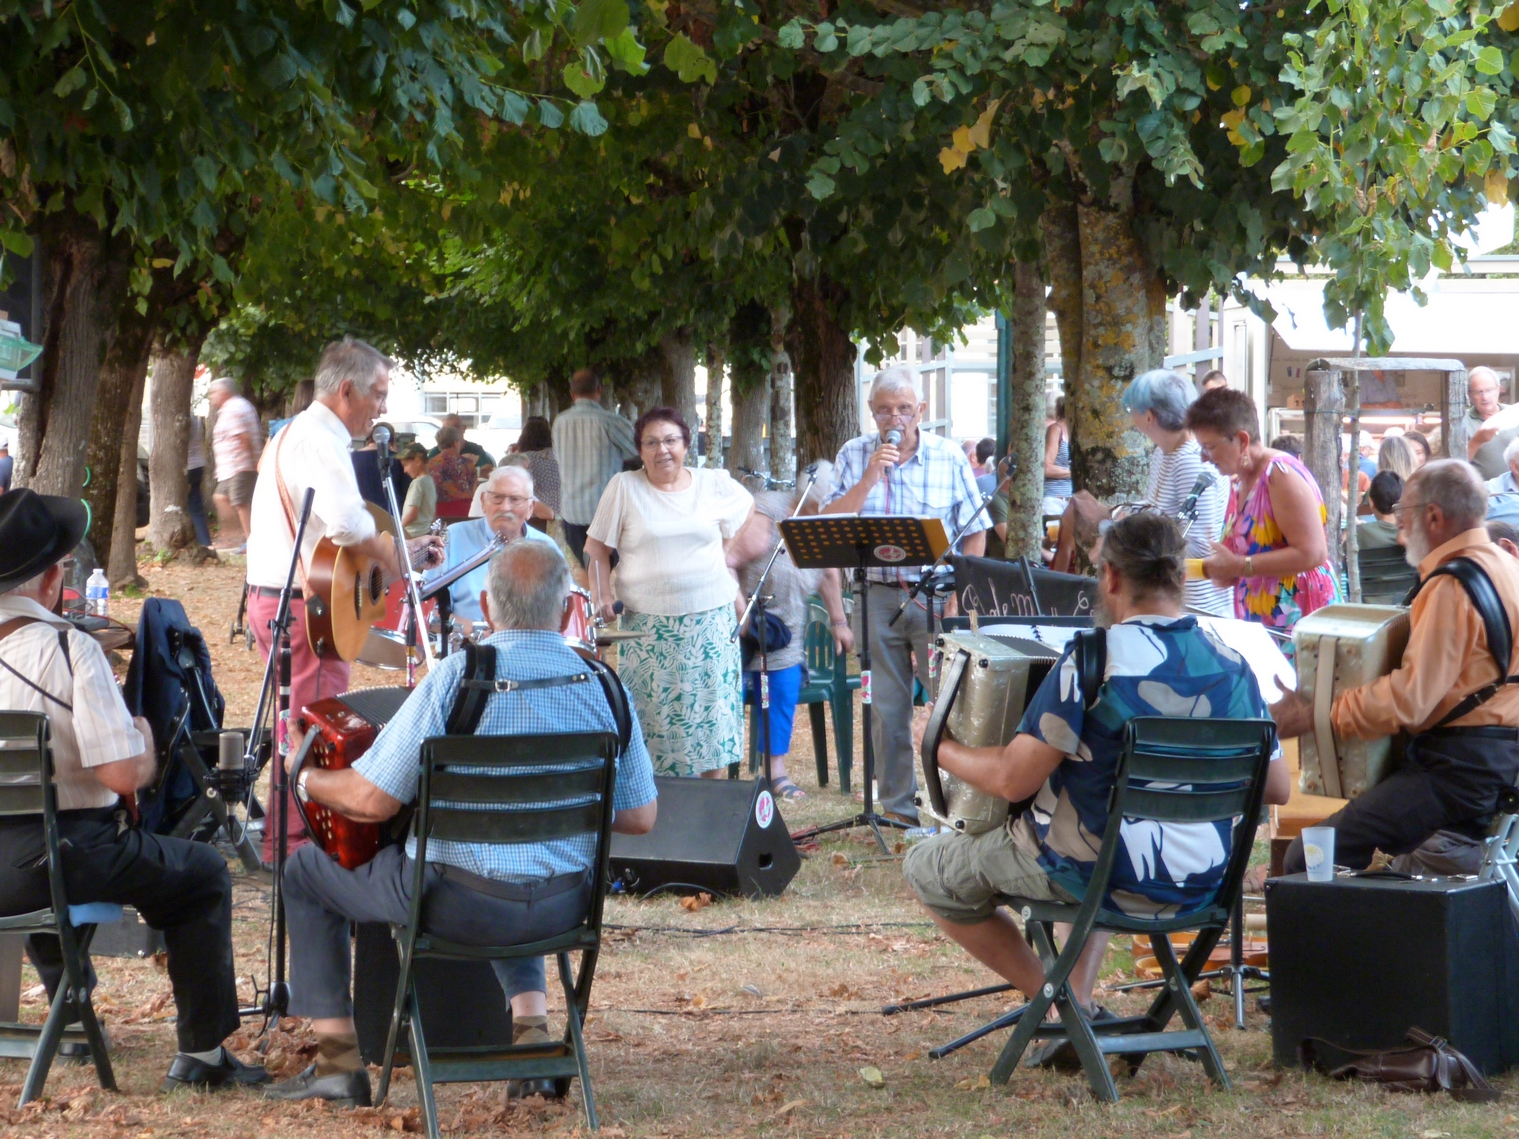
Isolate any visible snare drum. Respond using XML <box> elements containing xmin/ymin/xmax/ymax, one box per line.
<box><xmin>562</xmin><ymin>586</ymin><xmax>597</xmax><ymax>658</ymax></box>
<box><xmin>356</xmin><ymin>581</ymin><xmax>437</xmax><ymax>670</ymax></box>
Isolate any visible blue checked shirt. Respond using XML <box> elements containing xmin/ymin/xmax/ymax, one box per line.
<box><xmin>353</xmin><ymin>630</ymin><xmax>658</xmax><ymax>882</ymax></box>
<box><xmin>426</xmin><ymin>518</ymin><xmax>558</xmax><ymax>624</ymax></box>
<box><xmin>825</xmin><ymin>429</ymin><xmax>989</xmax><ymax>583</ymax></box>
<box><xmin>552</xmin><ymin>399</ymin><xmax>639</xmax><ymax>526</ymax></box>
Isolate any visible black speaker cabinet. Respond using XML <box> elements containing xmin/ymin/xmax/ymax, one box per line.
<box><xmin>1267</xmin><ymin>873</ymin><xmax>1519</xmax><ymax>1074</ymax></box>
<box><xmin>609</xmin><ymin>777</ymin><xmax>800</xmax><ymax>898</ymax></box>
<box><xmin>352</xmin><ymin>922</ymin><xmax>513</xmax><ymax>1066</ymax></box>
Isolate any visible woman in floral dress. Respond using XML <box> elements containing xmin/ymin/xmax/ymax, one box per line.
<box><xmin>1186</xmin><ymin>387</ymin><xmax>1340</xmax><ymax>642</ymax></box>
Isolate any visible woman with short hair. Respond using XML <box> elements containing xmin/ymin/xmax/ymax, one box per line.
<box><xmin>514</xmin><ymin>415</ymin><xmax>561</xmax><ymax>533</ymax></box>
<box><xmin>1121</xmin><ymin>369</ymin><xmax>1232</xmax><ymax>616</ymax></box>
<box><xmin>585</xmin><ymin>408</ymin><xmax>755</xmax><ymax>778</ymax></box>
<box><xmin>1186</xmin><ymin>387</ymin><xmax>1339</xmax><ymax>641</ymax></box>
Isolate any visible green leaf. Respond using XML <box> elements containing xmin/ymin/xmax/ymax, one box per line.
<box><xmin>967</xmin><ymin>206</ymin><xmax>996</xmax><ymax>231</ymax></box>
<box><xmin>573</xmin><ymin>0</ymin><xmax>630</xmax><ymax>48</ymax></box>
<box><xmin>1466</xmin><ymin>87</ymin><xmax>1497</xmax><ymax>120</ymax></box>
<box><xmin>806</xmin><ymin>169</ymin><xmax>836</xmax><ymax>198</ymax></box>
<box><xmin>568</xmin><ymin>100</ymin><xmax>609</xmax><ymax>136</ymax></box>
<box><xmin>538</xmin><ymin>98</ymin><xmax>565</xmax><ymax>129</ymax></box>
<box><xmin>1475</xmin><ymin>45</ymin><xmax>1505</xmax><ymax>75</ymax></box>
<box><xmin>192</xmin><ymin>156</ymin><xmax>220</xmax><ymax>192</ymax></box>
<box><xmin>604</xmin><ymin>28</ymin><xmax>648</xmax><ymax>74</ymax></box>
<box><xmin>53</xmin><ymin>66</ymin><xmax>87</xmax><ymax>99</ymax></box>
<box><xmin>563</xmin><ymin>61</ymin><xmax>604</xmax><ymax>98</ymax></box>
<box><xmin>0</xmin><ymin>230</ymin><xmax>34</xmax><ymax>258</ymax></box>
<box><xmin>778</xmin><ymin>19</ymin><xmax>805</xmax><ymax>50</ymax></box>
<box><xmin>396</xmin><ymin>7</ymin><xmax>416</xmax><ymax>31</ymax></box>
<box><xmin>522</xmin><ymin>28</ymin><xmax>545</xmax><ymax>64</ymax></box>
<box><xmin>664</xmin><ymin>33</ymin><xmax>716</xmax><ymax>84</ymax></box>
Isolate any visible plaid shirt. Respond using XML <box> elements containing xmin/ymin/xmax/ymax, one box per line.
<box><xmin>825</xmin><ymin>429</ymin><xmax>988</xmax><ymax>584</ymax></box>
<box><xmin>552</xmin><ymin>400</ymin><xmax>639</xmax><ymax>525</ymax></box>
<box><xmin>354</xmin><ymin>630</ymin><xmax>657</xmax><ymax>882</ymax></box>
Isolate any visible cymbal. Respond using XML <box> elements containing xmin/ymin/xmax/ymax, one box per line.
<box><xmin>594</xmin><ymin>628</ymin><xmax>649</xmax><ymax>643</ymax></box>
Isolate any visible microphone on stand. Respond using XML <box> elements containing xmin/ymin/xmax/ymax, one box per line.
<box><xmin>372</xmin><ymin>424</ymin><xmax>391</xmax><ymax>473</ymax></box>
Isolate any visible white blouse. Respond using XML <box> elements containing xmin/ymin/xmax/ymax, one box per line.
<box><xmin>588</xmin><ymin>468</ymin><xmax>754</xmax><ymax>616</ymax></box>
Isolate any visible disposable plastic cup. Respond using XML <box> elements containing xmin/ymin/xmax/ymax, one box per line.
<box><xmin>1302</xmin><ymin>826</ymin><xmax>1336</xmax><ymax>882</ymax></box>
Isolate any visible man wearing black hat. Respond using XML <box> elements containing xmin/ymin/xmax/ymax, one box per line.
<box><xmin>0</xmin><ymin>489</ymin><xmax>266</xmax><ymax>1093</ymax></box>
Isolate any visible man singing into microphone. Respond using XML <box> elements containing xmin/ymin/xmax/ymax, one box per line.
<box><xmin>432</xmin><ymin>464</ymin><xmax>558</xmax><ymax>633</ymax></box>
<box><xmin>824</xmin><ymin>367</ymin><xmax>987</xmax><ymax>827</ymax></box>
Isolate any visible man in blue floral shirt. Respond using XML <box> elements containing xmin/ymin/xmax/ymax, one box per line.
<box><xmin>906</xmin><ymin>513</ymin><xmax>1290</xmax><ymax>1023</ymax></box>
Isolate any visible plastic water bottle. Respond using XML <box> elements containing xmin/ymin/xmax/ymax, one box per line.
<box><xmin>85</xmin><ymin>568</ymin><xmax>109</xmax><ymax>618</ymax></box>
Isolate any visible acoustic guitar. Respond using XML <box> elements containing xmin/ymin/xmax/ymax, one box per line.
<box><xmin>304</xmin><ymin>503</ymin><xmax>396</xmax><ymax>662</ymax></box>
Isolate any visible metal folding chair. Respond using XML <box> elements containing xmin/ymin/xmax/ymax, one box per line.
<box><xmin>375</xmin><ymin>730</ymin><xmax>620</xmax><ymax>1136</ymax></box>
<box><xmin>989</xmin><ymin>716</ymin><xmax>1276</xmax><ymax>1102</ymax></box>
<box><xmin>0</xmin><ymin>712</ymin><xmax>118</xmax><ymax>1105</ymax></box>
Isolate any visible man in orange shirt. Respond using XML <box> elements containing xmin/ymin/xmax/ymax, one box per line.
<box><xmin>1273</xmin><ymin>460</ymin><xmax>1519</xmax><ymax>875</ymax></box>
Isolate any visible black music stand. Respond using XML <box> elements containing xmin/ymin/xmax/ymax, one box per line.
<box><xmin>781</xmin><ymin>514</ymin><xmax>948</xmax><ymax>852</ymax></box>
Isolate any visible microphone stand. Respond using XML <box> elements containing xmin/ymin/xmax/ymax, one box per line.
<box><xmin>732</xmin><ymin>467</ymin><xmax>819</xmax><ymax>786</ymax></box>
<box><xmin>240</xmin><ymin>486</ymin><xmax>314</xmax><ymax>1022</ymax></box>
<box><xmin>374</xmin><ymin>431</ymin><xmax>436</xmax><ymax>678</ymax></box>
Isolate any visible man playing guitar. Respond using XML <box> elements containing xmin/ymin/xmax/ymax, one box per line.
<box><xmin>245</xmin><ymin>337</ymin><xmax>442</xmax><ymax>862</ymax></box>
<box><xmin>267</xmin><ymin>541</ymin><xmax>657</xmax><ymax>1107</ymax></box>
<box><xmin>432</xmin><ymin>463</ymin><xmax>557</xmax><ymax>635</ymax></box>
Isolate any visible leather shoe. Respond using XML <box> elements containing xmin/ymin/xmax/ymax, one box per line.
<box><xmin>264</xmin><ymin>1064</ymin><xmax>372</xmax><ymax>1107</ymax></box>
<box><xmin>162</xmin><ymin>1048</ymin><xmax>269</xmax><ymax>1092</ymax></box>
<box><xmin>59</xmin><ymin>1025</ymin><xmax>110</xmax><ymax>1062</ymax></box>
<box><xmin>504</xmin><ymin>1077</ymin><xmax>563</xmax><ymax>1100</ymax></box>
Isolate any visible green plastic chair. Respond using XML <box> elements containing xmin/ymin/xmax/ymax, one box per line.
<box><xmin>0</xmin><ymin>713</ymin><xmax>117</xmax><ymax>1106</ymax></box>
<box><xmin>375</xmin><ymin>730</ymin><xmax>619</xmax><ymax>1135</ymax></box>
<box><xmin>988</xmin><ymin>717</ymin><xmax>1276</xmax><ymax>1102</ymax></box>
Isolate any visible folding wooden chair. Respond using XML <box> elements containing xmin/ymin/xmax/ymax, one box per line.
<box><xmin>375</xmin><ymin>730</ymin><xmax>619</xmax><ymax>1136</ymax></box>
<box><xmin>990</xmin><ymin>716</ymin><xmax>1276</xmax><ymax>1102</ymax></box>
<box><xmin>0</xmin><ymin>712</ymin><xmax>118</xmax><ymax>1105</ymax></box>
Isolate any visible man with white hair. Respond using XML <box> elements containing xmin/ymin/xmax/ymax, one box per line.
<box><xmin>208</xmin><ymin>377</ymin><xmax>262</xmax><ymax>548</ymax></box>
<box><xmin>1487</xmin><ymin>435</ymin><xmax>1519</xmax><ymax>495</ymax></box>
<box><xmin>245</xmin><ymin>337</ymin><xmax>443</xmax><ymax>860</ymax></box>
<box><xmin>1273</xmin><ymin>460</ymin><xmax>1519</xmax><ymax>876</ymax></box>
<box><xmin>432</xmin><ymin>463</ymin><xmax>558</xmax><ymax>631</ymax></box>
<box><xmin>824</xmin><ymin>366</ymin><xmax>987</xmax><ymax>827</ymax></box>
<box><xmin>269</xmin><ymin>541</ymin><xmax>657</xmax><ymax>1105</ymax></box>
<box><xmin>1466</xmin><ymin>366</ymin><xmax>1519</xmax><ymax>481</ymax></box>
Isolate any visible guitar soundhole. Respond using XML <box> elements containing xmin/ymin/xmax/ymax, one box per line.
<box><xmin>369</xmin><ymin>565</ymin><xmax>384</xmax><ymax>605</ymax></box>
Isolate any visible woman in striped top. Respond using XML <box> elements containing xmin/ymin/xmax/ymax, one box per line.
<box><xmin>1122</xmin><ymin>370</ymin><xmax>1233</xmax><ymax>616</ymax></box>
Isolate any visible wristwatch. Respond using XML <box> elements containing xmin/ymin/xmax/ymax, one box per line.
<box><xmin>294</xmin><ymin>768</ymin><xmax>311</xmax><ymax>805</ymax></box>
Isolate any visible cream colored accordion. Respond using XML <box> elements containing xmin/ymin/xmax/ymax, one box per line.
<box><xmin>1292</xmin><ymin>603</ymin><xmax>1410</xmax><ymax>800</ymax></box>
<box><xmin>916</xmin><ymin>630</ymin><xmax>1058</xmax><ymax>834</ymax></box>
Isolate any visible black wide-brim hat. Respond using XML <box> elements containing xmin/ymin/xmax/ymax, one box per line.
<box><xmin>0</xmin><ymin>488</ymin><xmax>89</xmax><ymax>593</ymax></box>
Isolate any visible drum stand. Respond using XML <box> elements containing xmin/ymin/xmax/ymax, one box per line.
<box><xmin>240</xmin><ymin>487</ymin><xmax>315</xmax><ymax>1022</ymax></box>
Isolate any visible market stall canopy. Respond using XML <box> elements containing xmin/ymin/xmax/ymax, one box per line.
<box><xmin>1266</xmin><ymin>281</ymin><xmax>1519</xmax><ymax>357</ymax></box>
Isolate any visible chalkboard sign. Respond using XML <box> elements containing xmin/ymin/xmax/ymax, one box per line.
<box><xmin>951</xmin><ymin>555</ymin><xmax>1096</xmax><ymax>620</ymax></box>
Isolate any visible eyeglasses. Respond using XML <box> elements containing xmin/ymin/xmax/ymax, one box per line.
<box><xmin>871</xmin><ymin>406</ymin><xmax>919</xmax><ymax>421</ymax></box>
<box><xmin>483</xmin><ymin>493</ymin><xmax>532</xmax><ymax>509</ymax></box>
<box><xmin>641</xmin><ymin>435</ymin><xmax>684</xmax><ymax>450</ymax></box>
<box><xmin>1391</xmin><ymin>500</ymin><xmax>1424</xmax><ymax>515</ymax></box>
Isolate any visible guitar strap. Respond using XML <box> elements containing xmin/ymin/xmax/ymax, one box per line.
<box><xmin>269</xmin><ymin>427</ymin><xmax>308</xmax><ymax>594</ymax></box>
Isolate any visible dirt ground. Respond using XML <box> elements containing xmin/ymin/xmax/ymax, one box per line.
<box><xmin>3</xmin><ymin>551</ymin><xmax>1516</xmax><ymax>1138</ymax></box>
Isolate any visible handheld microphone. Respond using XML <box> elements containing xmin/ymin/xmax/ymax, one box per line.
<box><xmin>372</xmin><ymin>424</ymin><xmax>391</xmax><ymax>471</ymax></box>
<box><xmin>885</xmin><ymin>428</ymin><xmax>903</xmax><ymax>446</ymax></box>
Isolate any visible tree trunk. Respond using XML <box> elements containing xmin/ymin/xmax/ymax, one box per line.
<box><xmin>726</xmin><ymin>350</ymin><xmax>771</xmax><ymax>479</ymax></box>
<box><xmin>81</xmin><ymin>310</ymin><xmax>156</xmax><ymax>566</ymax></box>
<box><xmin>704</xmin><ymin>344</ymin><xmax>726</xmax><ymax>469</ymax></box>
<box><xmin>1003</xmin><ymin>261</ymin><xmax>1049</xmax><ymax>562</ymax></box>
<box><xmin>789</xmin><ymin>275</ymin><xmax>858</xmax><ymax>467</ymax></box>
<box><xmin>768</xmin><ymin>307</ymin><xmax>796</xmax><ymax>480</ymax></box>
<box><xmin>1042</xmin><ymin>201</ymin><xmax>1083</xmax><ymax>413</ymax></box>
<box><xmin>658</xmin><ymin>327</ymin><xmax>699</xmax><ymax>448</ymax></box>
<box><xmin>1303</xmin><ymin>368</ymin><xmax>1345</xmax><ymax>578</ymax></box>
<box><xmin>108</xmin><ymin>361</ymin><xmax>150</xmax><ymax>589</ymax></box>
<box><xmin>1066</xmin><ymin>173</ymin><xmax>1163</xmax><ymax>500</ymax></box>
<box><xmin>147</xmin><ymin>340</ymin><xmax>204</xmax><ymax>553</ymax></box>
<box><xmin>17</xmin><ymin>219</ymin><xmax>129</xmax><ymax>496</ymax></box>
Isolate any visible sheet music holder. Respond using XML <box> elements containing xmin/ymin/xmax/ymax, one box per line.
<box><xmin>779</xmin><ymin>514</ymin><xmax>950</xmax><ymax>851</ymax></box>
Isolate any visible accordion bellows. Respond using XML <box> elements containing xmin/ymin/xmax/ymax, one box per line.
<box><xmin>917</xmin><ymin>631</ymin><xmax>1057</xmax><ymax>834</ymax></box>
<box><xmin>1293</xmin><ymin>604</ymin><xmax>1411</xmax><ymax>800</ymax></box>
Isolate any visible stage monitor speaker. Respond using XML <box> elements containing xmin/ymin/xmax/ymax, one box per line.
<box><xmin>1267</xmin><ymin>873</ymin><xmax>1519</xmax><ymax>1074</ymax></box>
<box><xmin>352</xmin><ymin>922</ymin><xmax>513</xmax><ymax>1066</ymax></box>
<box><xmin>610</xmin><ymin>777</ymin><xmax>800</xmax><ymax>899</ymax></box>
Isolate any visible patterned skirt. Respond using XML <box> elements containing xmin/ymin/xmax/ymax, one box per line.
<box><xmin>618</xmin><ymin>605</ymin><xmax>742</xmax><ymax>777</ymax></box>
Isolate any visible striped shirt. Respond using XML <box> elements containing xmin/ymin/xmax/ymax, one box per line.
<box><xmin>1146</xmin><ymin>439</ymin><xmax>1232</xmax><ymax>617</ymax></box>
<box><xmin>354</xmin><ymin>629</ymin><xmax>658</xmax><ymax>882</ymax></box>
<box><xmin>0</xmin><ymin>595</ymin><xmax>146</xmax><ymax>811</ymax></box>
<box><xmin>826</xmin><ymin>430</ymin><xmax>988</xmax><ymax>584</ymax></box>
<box><xmin>552</xmin><ymin>400</ymin><xmax>639</xmax><ymax>525</ymax></box>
